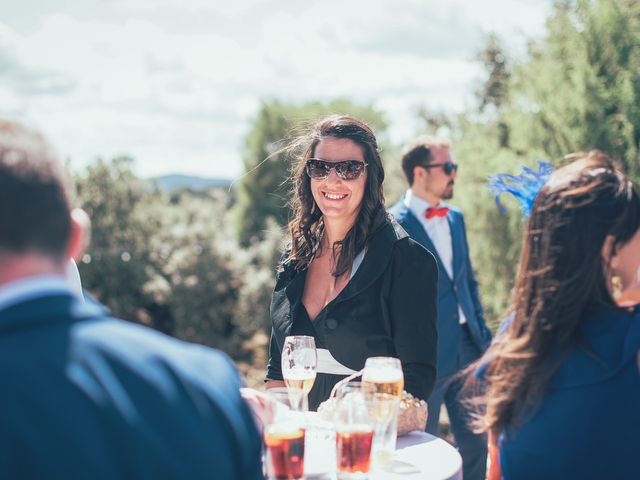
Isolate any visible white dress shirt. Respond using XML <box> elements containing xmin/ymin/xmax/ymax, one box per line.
<box><xmin>405</xmin><ymin>189</ymin><xmax>467</xmax><ymax>324</ymax></box>
<box><xmin>65</xmin><ymin>259</ymin><xmax>84</xmax><ymax>299</ymax></box>
<box><xmin>0</xmin><ymin>275</ymin><xmax>79</xmax><ymax>313</ymax></box>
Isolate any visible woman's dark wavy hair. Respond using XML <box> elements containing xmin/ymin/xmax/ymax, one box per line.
<box><xmin>282</xmin><ymin>115</ymin><xmax>387</xmax><ymax>277</ymax></box>
<box><xmin>478</xmin><ymin>150</ymin><xmax>640</xmax><ymax>438</ymax></box>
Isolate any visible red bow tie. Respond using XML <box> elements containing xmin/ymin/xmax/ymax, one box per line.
<box><xmin>425</xmin><ymin>206</ymin><xmax>449</xmax><ymax>219</ymax></box>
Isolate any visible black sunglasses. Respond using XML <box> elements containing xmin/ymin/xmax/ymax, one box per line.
<box><xmin>421</xmin><ymin>161</ymin><xmax>458</xmax><ymax>176</ymax></box>
<box><xmin>306</xmin><ymin>158</ymin><xmax>368</xmax><ymax>181</ymax></box>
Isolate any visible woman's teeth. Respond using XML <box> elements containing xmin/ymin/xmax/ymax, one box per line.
<box><xmin>324</xmin><ymin>192</ymin><xmax>347</xmax><ymax>200</ymax></box>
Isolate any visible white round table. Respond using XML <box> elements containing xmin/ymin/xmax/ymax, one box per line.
<box><xmin>303</xmin><ymin>427</ymin><xmax>462</xmax><ymax>480</ymax></box>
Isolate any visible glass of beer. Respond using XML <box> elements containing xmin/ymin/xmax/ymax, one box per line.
<box><xmin>334</xmin><ymin>392</ymin><xmax>374</xmax><ymax>479</ymax></box>
<box><xmin>281</xmin><ymin>335</ymin><xmax>317</xmax><ymax>411</ymax></box>
<box><xmin>264</xmin><ymin>420</ymin><xmax>305</xmax><ymax>480</ymax></box>
<box><xmin>362</xmin><ymin>357</ymin><xmax>403</xmax><ymax>466</ymax></box>
<box><xmin>361</xmin><ymin>356</ymin><xmax>404</xmax><ymax>397</ymax></box>
<box><xmin>336</xmin><ymin>381</ymin><xmax>375</xmax><ymax>401</ymax></box>
<box><xmin>368</xmin><ymin>392</ymin><xmax>400</xmax><ymax>467</ymax></box>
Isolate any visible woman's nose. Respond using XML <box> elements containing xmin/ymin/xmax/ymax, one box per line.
<box><xmin>324</xmin><ymin>167</ymin><xmax>342</xmax><ymax>184</ymax></box>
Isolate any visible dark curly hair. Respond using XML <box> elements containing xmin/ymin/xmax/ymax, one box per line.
<box><xmin>282</xmin><ymin>115</ymin><xmax>387</xmax><ymax>278</ymax></box>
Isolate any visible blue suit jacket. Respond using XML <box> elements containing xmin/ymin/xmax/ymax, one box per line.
<box><xmin>389</xmin><ymin>199</ymin><xmax>492</xmax><ymax>378</ymax></box>
<box><xmin>0</xmin><ymin>293</ymin><xmax>263</xmax><ymax>479</ymax></box>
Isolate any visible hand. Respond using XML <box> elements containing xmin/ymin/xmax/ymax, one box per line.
<box><xmin>240</xmin><ymin>388</ymin><xmax>277</xmax><ymax>431</ymax></box>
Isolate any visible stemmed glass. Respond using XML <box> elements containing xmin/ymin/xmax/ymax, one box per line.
<box><xmin>281</xmin><ymin>335</ymin><xmax>317</xmax><ymax>411</ymax></box>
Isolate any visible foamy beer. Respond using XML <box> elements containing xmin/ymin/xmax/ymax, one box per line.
<box><xmin>336</xmin><ymin>426</ymin><xmax>374</xmax><ymax>475</ymax></box>
<box><xmin>361</xmin><ymin>356</ymin><xmax>404</xmax><ymax>398</ymax></box>
<box><xmin>264</xmin><ymin>422</ymin><xmax>305</xmax><ymax>480</ymax></box>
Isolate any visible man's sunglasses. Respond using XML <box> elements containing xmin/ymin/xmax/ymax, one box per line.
<box><xmin>306</xmin><ymin>158</ymin><xmax>368</xmax><ymax>181</ymax></box>
<box><xmin>421</xmin><ymin>161</ymin><xmax>458</xmax><ymax>176</ymax></box>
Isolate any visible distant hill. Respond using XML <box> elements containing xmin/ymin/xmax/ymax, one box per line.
<box><xmin>151</xmin><ymin>174</ymin><xmax>233</xmax><ymax>192</ymax></box>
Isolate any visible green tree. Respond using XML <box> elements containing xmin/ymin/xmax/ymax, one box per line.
<box><xmin>476</xmin><ymin>33</ymin><xmax>512</xmax><ymax>148</ymax></box>
<box><xmin>476</xmin><ymin>33</ymin><xmax>512</xmax><ymax>114</ymax></box>
<box><xmin>74</xmin><ymin>156</ymin><xmax>163</xmax><ymax>323</ymax></box>
<box><xmin>76</xmin><ymin>158</ymin><xmax>282</xmax><ymax>366</ymax></box>
<box><xmin>507</xmin><ymin>0</ymin><xmax>640</xmax><ymax>179</ymax></box>
<box><xmin>447</xmin><ymin>0</ymin><xmax>640</xmax><ymax>329</ymax></box>
<box><xmin>451</xmin><ymin>119</ymin><xmax>535</xmax><ymax>329</ymax></box>
<box><xmin>235</xmin><ymin>99</ymin><xmax>388</xmax><ymax>246</ymax></box>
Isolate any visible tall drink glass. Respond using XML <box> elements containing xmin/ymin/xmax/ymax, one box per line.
<box><xmin>334</xmin><ymin>392</ymin><xmax>374</xmax><ymax>479</ymax></box>
<box><xmin>264</xmin><ymin>420</ymin><xmax>305</xmax><ymax>480</ymax></box>
<box><xmin>361</xmin><ymin>357</ymin><xmax>404</xmax><ymax>465</ymax></box>
<box><xmin>368</xmin><ymin>393</ymin><xmax>400</xmax><ymax>467</ymax></box>
<box><xmin>361</xmin><ymin>356</ymin><xmax>404</xmax><ymax>397</ymax></box>
<box><xmin>281</xmin><ymin>335</ymin><xmax>317</xmax><ymax>411</ymax></box>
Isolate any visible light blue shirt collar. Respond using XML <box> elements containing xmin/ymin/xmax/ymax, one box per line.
<box><xmin>0</xmin><ymin>275</ymin><xmax>78</xmax><ymax>313</ymax></box>
<box><xmin>404</xmin><ymin>189</ymin><xmax>448</xmax><ymax>219</ymax></box>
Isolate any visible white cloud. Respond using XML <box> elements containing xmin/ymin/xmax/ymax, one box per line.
<box><xmin>0</xmin><ymin>0</ymin><xmax>553</xmax><ymax>179</ymax></box>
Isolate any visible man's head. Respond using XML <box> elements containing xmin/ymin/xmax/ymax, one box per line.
<box><xmin>0</xmin><ymin>120</ymin><xmax>83</xmax><ymax>277</ymax></box>
<box><xmin>401</xmin><ymin>137</ymin><xmax>457</xmax><ymax>203</ymax></box>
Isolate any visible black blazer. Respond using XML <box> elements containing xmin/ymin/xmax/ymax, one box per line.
<box><xmin>267</xmin><ymin>219</ymin><xmax>438</xmax><ymax>405</ymax></box>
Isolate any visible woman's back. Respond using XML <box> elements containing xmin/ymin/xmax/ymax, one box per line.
<box><xmin>499</xmin><ymin>307</ymin><xmax>640</xmax><ymax>480</ymax></box>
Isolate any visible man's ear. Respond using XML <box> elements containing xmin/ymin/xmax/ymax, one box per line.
<box><xmin>67</xmin><ymin>208</ymin><xmax>89</xmax><ymax>262</ymax></box>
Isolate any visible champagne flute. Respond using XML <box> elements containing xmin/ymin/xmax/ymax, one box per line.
<box><xmin>281</xmin><ymin>335</ymin><xmax>317</xmax><ymax>411</ymax></box>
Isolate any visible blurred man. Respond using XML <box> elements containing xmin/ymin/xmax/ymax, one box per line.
<box><xmin>389</xmin><ymin>137</ymin><xmax>493</xmax><ymax>480</ymax></box>
<box><xmin>0</xmin><ymin>119</ymin><xmax>263</xmax><ymax>479</ymax></box>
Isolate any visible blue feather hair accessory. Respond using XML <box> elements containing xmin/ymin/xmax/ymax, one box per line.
<box><xmin>486</xmin><ymin>161</ymin><xmax>554</xmax><ymax>218</ymax></box>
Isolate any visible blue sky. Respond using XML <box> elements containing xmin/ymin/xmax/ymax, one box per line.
<box><xmin>0</xmin><ymin>0</ymin><xmax>552</xmax><ymax>179</ymax></box>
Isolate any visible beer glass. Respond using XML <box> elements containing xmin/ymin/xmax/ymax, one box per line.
<box><xmin>361</xmin><ymin>356</ymin><xmax>404</xmax><ymax>398</ymax></box>
<box><xmin>281</xmin><ymin>335</ymin><xmax>317</xmax><ymax>411</ymax></box>
<box><xmin>334</xmin><ymin>392</ymin><xmax>374</xmax><ymax>479</ymax></box>
<box><xmin>362</xmin><ymin>356</ymin><xmax>403</xmax><ymax>465</ymax></box>
<box><xmin>263</xmin><ymin>420</ymin><xmax>305</xmax><ymax>480</ymax></box>
<box><xmin>335</xmin><ymin>381</ymin><xmax>375</xmax><ymax>401</ymax></box>
<box><xmin>368</xmin><ymin>392</ymin><xmax>400</xmax><ymax>467</ymax></box>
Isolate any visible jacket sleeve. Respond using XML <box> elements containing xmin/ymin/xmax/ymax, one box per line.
<box><xmin>461</xmin><ymin>215</ymin><xmax>492</xmax><ymax>344</ymax></box>
<box><xmin>386</xmin><ymin>239</ymin><xmax>438</xmax><ymax>401</ymax></box>
<box><xmin>265</xmin><ymin>328</ymin><xmax>284</xmax><ymax>381</ymax></box>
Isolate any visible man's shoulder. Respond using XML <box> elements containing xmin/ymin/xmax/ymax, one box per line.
<box><xmin>387</xmin><ymin>197</ymin><xmax>409</xmax><ymax>219</ymax></box>
<box><xmin>445</xmin><ymin>203</ymin><xmax>464</xmax><ymax>220</ymax></box>
<box><xmin>76</xmin><ymin>315</ymin><xmax>238</xmax><ymax>383</ymax></box>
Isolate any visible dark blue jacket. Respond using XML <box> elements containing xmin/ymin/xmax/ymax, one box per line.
<box><xmin>0</xmin><ymin>292</ymin><xmax>263</xmax><ymax>480</ymax></box>
<box><xmin>389</xmin><ymin>200</ymin><xmax>492</xmax><ymax>378</ymax></box>
<box><xmin>499</xmin><ymin>306</ymin><xmax>640</xmax><ymax>480</ymax></box>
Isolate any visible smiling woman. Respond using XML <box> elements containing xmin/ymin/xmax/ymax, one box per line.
<box><xmin>265</xmin><ymin>115</ymin><xmax>439</xmax><ymax>411</ymax></box>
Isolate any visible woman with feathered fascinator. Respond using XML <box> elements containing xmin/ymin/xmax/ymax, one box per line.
<box><xmin>478</xmin><ymin>151</ymin><xmax>640</xmax><ymax>480</ymax></box>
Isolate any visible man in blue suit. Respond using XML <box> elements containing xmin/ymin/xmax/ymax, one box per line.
<box><xmin>389</xmin><ymin>137</ymin><xmax>492</xmax><ymax>480</ymax></box>
<box><xmin>0</xmin><ymin>119</ymin><xmax>263</xmax><ymax>479</ymax></box>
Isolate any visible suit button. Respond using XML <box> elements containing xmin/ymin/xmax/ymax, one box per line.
<box><xmin>326</xmin><ymin>318</ymin><xmax>338</xmax><ymax>330</ymax></box>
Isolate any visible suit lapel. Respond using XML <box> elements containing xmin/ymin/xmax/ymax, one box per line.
<box><xmin>396</xmin><ymin>205</ymin><xmax>453</xmax><ymax>284</ymax></box>
<box><xmin>448</xmin><ymin>213</ymin><xmax>464</xmax><ymax>283</ymax></box>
